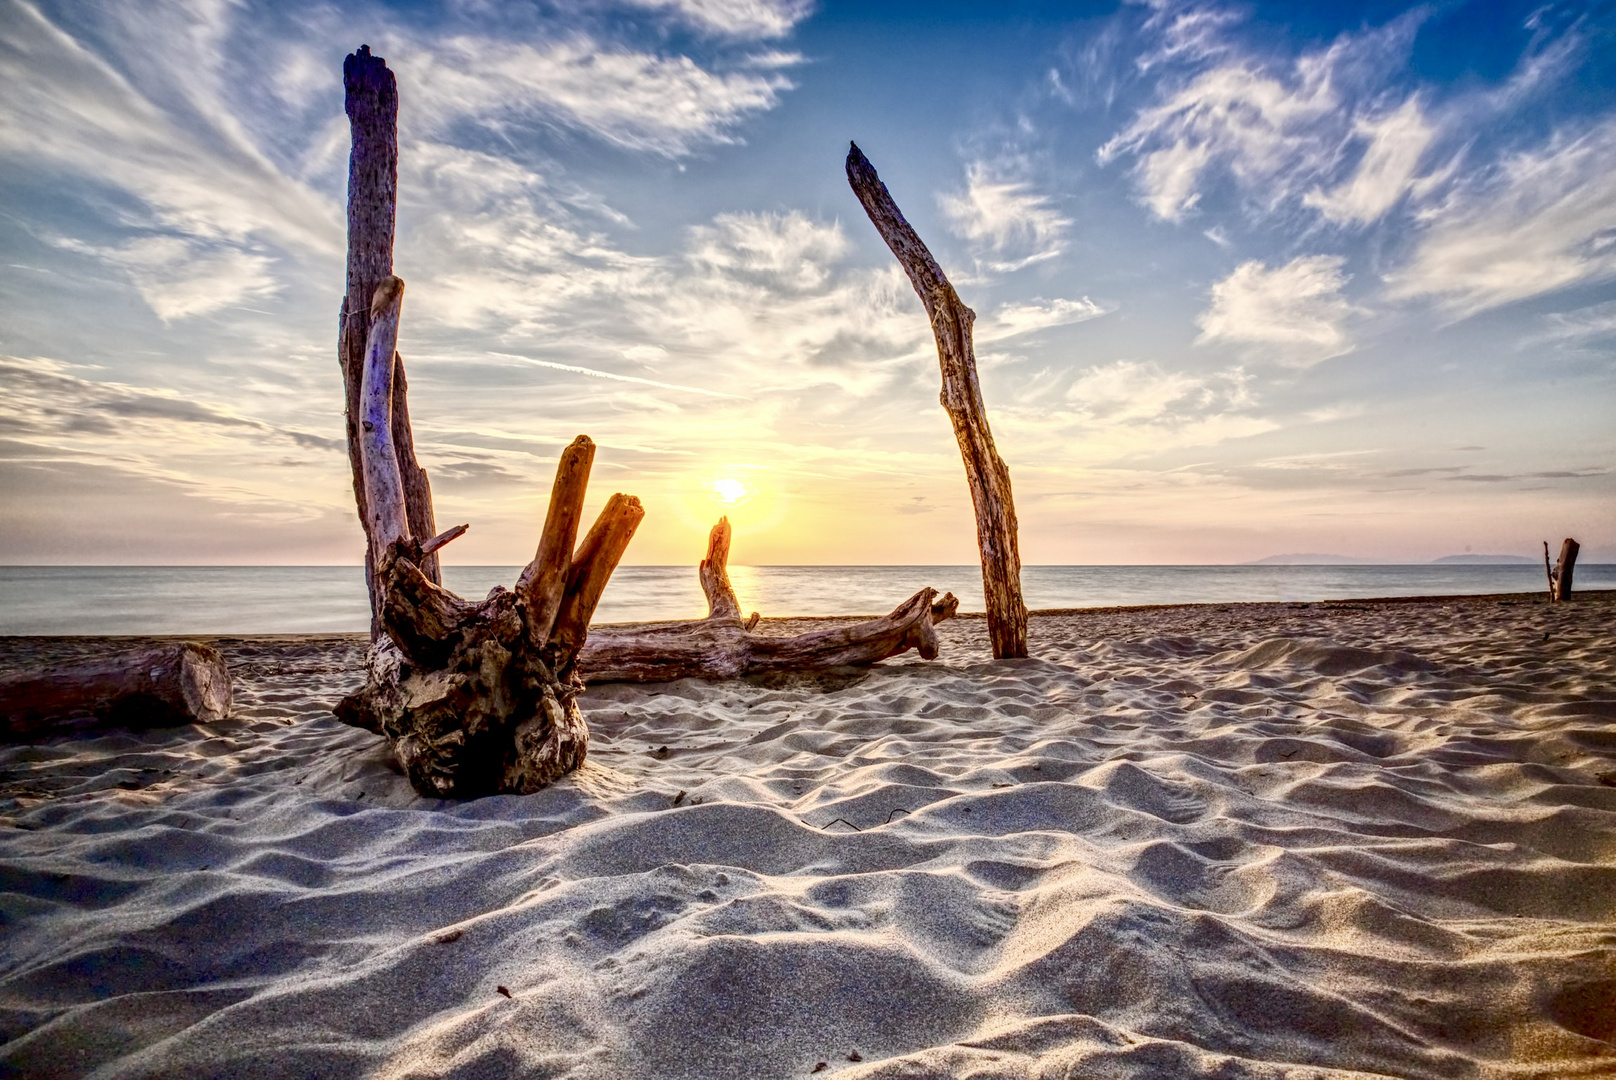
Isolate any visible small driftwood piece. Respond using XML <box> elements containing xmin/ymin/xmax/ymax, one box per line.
<box><xmin>845</xmin><ymin>142</ymin><xmax>1028</xmax><ymax>659</ymax></box>
<box><xmin>0</xmin><ymin>643</ymin><xmax>231</xmax><ymax>742</ymax></box>
<box><xmin>342</xmin><ymin>45</ymin><xmax>440</xmax><ymax>637</ymax></box>
<box><xmin>578</xmin><ymin>517</ymin><xmax>959</xmax><ymax>683</ymax></box>
<box><xmin>333</xmin><ymin>276</ymin><xmax>644</xmax><ymax>797</ymax></box>
<box><xmin>1545</xmin><ymin>538</ymin><xmax>1580</xmax><ymax>602</ymax></box>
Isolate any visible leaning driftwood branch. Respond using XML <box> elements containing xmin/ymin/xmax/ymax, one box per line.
<box><xmin>1</xmin><ymin>643</ymin><xmax>231</xmax><ymax>742</ymax></box>
<box><xmin>845</xmin><ymin>142</ymin><xmax>1028</xmax><ymax>659</ymax></box>
<box><xmin>1546</xmin><ymin>538</ymin><xmax>1580</xmax><ymax>602</ymax></box>
<box><xmin>578</xmin><ymin>517</ymin><xmax>958</xmax><ymax>683</ymax></box>
<box><xmin>331</xmin><ymin>46</ymin><xmax>640</xmax><ymax>798</ymax></box>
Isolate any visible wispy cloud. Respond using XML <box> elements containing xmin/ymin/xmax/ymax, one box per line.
<box><xmin>938</xmin><ymin>161</ymin><xmax>1070</xmax><ymax>271</ymax></box>
<box><xmin>977</xmin><ymin>297</ymin><xmax>1111</xmax><ymax>341</ymax></box>
<box><xmin>1385</xmin><ymin>116</ymin><xmax>1616</xmax><ymax>316</ymax></box>
<box><xmin>1197</xmin><ymin>255</ymin><xmax>1356</xmax><ymax>366</ymax></box>
<box><xmin>1099</xmin><ymin>10</ymin><xmax>1431</xmax><ymax>225</ymax></box>
<box><xmin>399</xmin><ymin>35</ymin><xmax>799</xmax><ymax>157</ymax></box>
<box><xmin>618</xmin><ymin>0</ymin><xmax>815</xmax><ymax>40</ymax></box>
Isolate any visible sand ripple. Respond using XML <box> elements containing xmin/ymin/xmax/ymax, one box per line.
<box><xmin>2</xmin><ymin>594</ymin><xmax>1614</xmax><ymax>1078</ymax></box>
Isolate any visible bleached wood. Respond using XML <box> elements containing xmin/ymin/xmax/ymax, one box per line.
<box><xmin>846</xmin><ymin>142</ymin><xmax>1028</xmax><ymax>659</ymax></box>
<box><xmin>358</xmin><ymin>276</ymin><xmax>409</xmax><ymax>551</ymax></box>
<box><xmin>700</xmin><ymin>517</ymin><xmax>743</xmax><ymax>621</ymax></box>
<box><xmin>1</xmin><ymin>643</ymin><xmax>231</xmax><ymax>741</ymax></box>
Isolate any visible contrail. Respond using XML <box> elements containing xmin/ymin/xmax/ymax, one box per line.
<box><xmin>488</xmin><ymin>352</ymin><xmax>742</xmax><ymax>399</ymax></box>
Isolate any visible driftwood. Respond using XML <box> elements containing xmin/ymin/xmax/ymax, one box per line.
<box><xmin>845</xmin><ymin>143</ymin><xmax>1028</xmax><ymax>659</ymax></box>
<box><xmin>0</xmin><ymin>643</ymin><xmax>231</xmax><ymax>741</ymax></box>
<box><xmin>330</xmin><ymin>46</ymin><xmax>643</xmax><ymax>799</ymax></box>
<box><xmin>1545</xmin><ymin>538</ymin><xmax>1580</xmax><ymax>602</ymax></box>
<box><xmin>578</xmin><ymin>518</ymin><xmax>959</xmax><ymax>683</ymax></box>
<box><xmin>342</xmin><ymin>45</ymin><xmax>440</xmax><ymax>637</ymax></box>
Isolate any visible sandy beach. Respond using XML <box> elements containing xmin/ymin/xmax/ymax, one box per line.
<box><xmin>1</xmin><ymin>591</ymin><xmax>1613</xmax><ymax>1079</ymax></box>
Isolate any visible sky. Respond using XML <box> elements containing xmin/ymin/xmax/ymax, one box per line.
<box><xmin>1</xmin><ymin>0</ymin><xmax>1612</xmax><ymax>567</ymax></box>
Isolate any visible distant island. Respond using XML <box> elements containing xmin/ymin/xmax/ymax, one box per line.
<box><xmin>1248</xmin><ymin>553</ymin><xmax>1536</xmax><ymax>566</ymax></box>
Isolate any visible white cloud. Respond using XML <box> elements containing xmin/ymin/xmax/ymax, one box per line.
<box><xmin>0</xmin><ymin>0</ymin><xmax>338</xmax><ymax>253</ymax></box>
<box><xmin>1304</xmin><ymin>97</ymin><xmax>1435</xmax><ymax>225</ymax></box>
<box><xmin>1537</xmin><ymin>299</ymin><xmax>1616</xmax><ymax>344</ymax></box>
<box><xmin>1385</xmin><ymin>117</ymin><xmax>1616</xmax><ymax>316</ymax></box>
<box><xmin>1065</xmin><ymin>359</ymin><xmax>1206</xmax><ymax>422</ymax></box>
<box><xmin>977</xmin><ymin>297</ymin><xmax>1111</xmax><ymax>341</ymax></box>
<box><xmin>400</xmin><ymin>36</ymin><xmax>798</xmax><ymax>156</ymax></box>
<box><xmin>53</xmin><ymin>236</ymin><xmax>280</xmax><ymax>321</ymax></box>
<box><xmin>1100</xmin><ymin>15</ymin><xmax>1432</xmax><ymax>226</ymax></box>
<box><xmin>619</xmin><ymin>0</ymin><xmax>814</xmax><ymax>39</ymax></box>
<box><xmin>1197</xmin><ymin>255</ymin><xmax>1356</xmax><ymax>365</ymax></box>
<box><xmin>938</xmin><ymin>162</ymin><xmax>1070</xmax><ymax>270</ymax></box>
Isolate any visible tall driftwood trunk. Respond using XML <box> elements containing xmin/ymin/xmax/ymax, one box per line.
<box><xmin>330</xmin><ymin>47</ymin><xmax>643</xmax><ymax>798</ymax></box>
<box><xmin>1545</xmin><ymin>538</ymin><xmax>1580</xmax><ymax>602</ymax></box>
<box><xmin>342</xmin><ymin>45</ymin><xmax>439</xmax><ymax>638</ymax></box>
<box><xmin>1</xmin><ymin>643</ymin><xmax>231</xmax><ymax>741</ymax></box>
<box><xmin>845</xmin><ymin>142</ymin><xmax>1028</xmax><ymax>659</ymax></box>
<box><xmin>578</xmin><ymin>518</ymin><xmax>959</xmax><ymax>683</ymax></box>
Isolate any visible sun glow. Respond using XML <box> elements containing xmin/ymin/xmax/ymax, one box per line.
<box><xmin>713</xmin><ymin>477</ymin><xmax>749</xmax><ymax>504</ymax></box>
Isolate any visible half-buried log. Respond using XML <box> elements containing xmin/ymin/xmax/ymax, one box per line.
<box><xmin>333</xmin><ymin>274</ymin><xmax>644</xmax><ymax>797</ymax></box>
<box><xmin>578</xmin><ymin>517</ymin><xmax>959</xmax><ymax>683</ymax></box>
<box><xmin>0</xmin><ymin>643</ymin><xmax>231</xmax><ymax>742</ymax></box>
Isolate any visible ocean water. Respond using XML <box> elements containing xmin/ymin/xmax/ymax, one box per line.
<box><xmin>1</xmin><ymin>563</ymin><xmax>1610</xmax><ymax>636</ymax></box>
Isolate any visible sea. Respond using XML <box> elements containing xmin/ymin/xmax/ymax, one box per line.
<box><xmin>1</xmin><ymin>563</ymin><xmax>1610</xmax><ymax>636</ymax></box>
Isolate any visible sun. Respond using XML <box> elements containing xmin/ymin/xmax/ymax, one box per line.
<box><xmin>713</xmin><ymin>477</ymin><xmax>748</xmax><ymax>504</ymax></box>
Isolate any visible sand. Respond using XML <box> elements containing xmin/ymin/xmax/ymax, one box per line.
<box><xmin>1</xmin><ymin>592</ymin><xmax>1613</xmax><ymax>1079</ymax></box>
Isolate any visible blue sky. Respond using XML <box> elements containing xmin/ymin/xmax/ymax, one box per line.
<box><xmin>1</xmin><ymin>0</ymin><xmax>1612</xmax><ymax>565</ymax></box>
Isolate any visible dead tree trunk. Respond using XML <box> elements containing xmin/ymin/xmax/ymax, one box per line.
<box><xmin>578</xmin><ymin>518</ymin><xmax>959</xmax><ymax>683</ymax></box>
<box><xmin>845</xmin><ymin>142</ymin><xmax>1028</xmax><ymax>659</ymax></box>
<box><xmin>342</xmin><ymin>45</ymin><xmax>439</xmax><ymax>638</ymax></box>
<box><xmin>1</xmin><ymin>643</ymin><xmax>231</xmax><ymax>742</ymax></box>
<box><xmin>1545</xmin><ymin>538</ymin><xmax>1580</xmax><ymax>602</ymax></box>
<box><xmin>330</xmin><ymin>47</ymin><xmax>643</xmax><ymax>798</ymax></box>
<box><xmin>334</xmin><ymin>276</ymin><xmax>644</xmax><ymax>797</ymax></box>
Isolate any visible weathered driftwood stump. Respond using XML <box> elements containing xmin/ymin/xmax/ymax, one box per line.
<box><xmin>328</xmin><ymin>44</ymin><xmax>646</xmax><ymax>799</ymax></box>
<box><xmin>0</xmin><ymin>642</ymin><xmax>231</xmax><ymax>741</ymax></box>
<box><xmin>578</xmin><ymin>517</ymin><xmax>958</xmax><ymax>683</ymax></box>
<box><xmin>333</xmin><ymin>281</ymin><xmax>643</xmax><ymax>797</ymax></box>
<box><xmin>846</xmin><ymin>142</ymin><xmax>1029</xmax><ymax>659</ymax></box>
<box><xmin>1545</xmin><ymin>538</ymin><xmax>1580</xmax><ymax>602</ymax></box>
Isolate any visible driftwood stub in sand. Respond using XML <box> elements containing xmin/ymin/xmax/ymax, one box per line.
<box><xmin>578</xmin><ymin>518</ymin><xmax>959</xmax><ymax>683</ymax></box>
<box><xmin>845</xmin><ymin>142</ymin><xmax>1028</xmax><ymax>659</ymax></box>
<box><xmin>0</xmin><ymin>642</ymin><xmax>231</xmax><ymax>741</ymax></box>
<box><xmin>1545</xmin><ymin>538</ymin><xmax>1580</xmax><ymax>602</ymax></box>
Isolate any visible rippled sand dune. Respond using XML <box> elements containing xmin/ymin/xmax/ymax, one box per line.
<box><xmin>2</xmin><ymin>592</ymin><xmax>1613</xmax><ymax>1079</ymax></box>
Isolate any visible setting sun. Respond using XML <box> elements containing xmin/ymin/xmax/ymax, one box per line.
<box><xmin>713</xmin><ymin>477</ymin><xmax>748</xmax><ymax>504</ymax></box>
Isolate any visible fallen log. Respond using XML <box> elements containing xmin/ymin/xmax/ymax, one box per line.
<box><xmin>845</xmin><ymin>142</ymin><xmax>1028</xmax><ymax>659</ymax></box>
<box><xmin>579</xmin><ymin>517</ymin><xmax>959</xmax><ymax>683</ymax></box>
<box><xmin>1545</xmin><ymin>538</ymin><xmax>1580</xmax><ymax>602</ymax></box>
<box><xmin>0</xmin><ymin>642</ymin><xmax>232</xmax><ymax>741</ymax></box>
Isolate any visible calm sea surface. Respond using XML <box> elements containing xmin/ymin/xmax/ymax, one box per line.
<box><xmin>1</xmin><ymin>564</ymin><xmax>1610</xmax><ymax>635</ymax></box>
